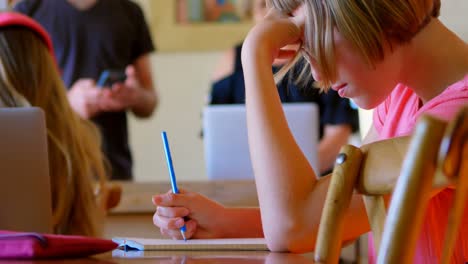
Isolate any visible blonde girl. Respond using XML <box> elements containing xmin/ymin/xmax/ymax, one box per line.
<box><xmin>154</xmin><ymin>0</ymin><xmax>468</xmax><ymax>262</ymax></box>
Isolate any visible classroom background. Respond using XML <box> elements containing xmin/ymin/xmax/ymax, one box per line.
<box><xmin>117</xmin><ymin>0</ymin><xmax>466</xmax><ymax>182</ymax></box>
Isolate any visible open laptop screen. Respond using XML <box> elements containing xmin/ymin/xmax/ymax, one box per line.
<box><xmin>0</xmin><ymin>107</ymin><xmax>52</xmax><ymax>233</ymax></box>
<box><xmin>203</xmin><ymin>103</ymin><xmax>319</xmax><ymax>180</ymax></box>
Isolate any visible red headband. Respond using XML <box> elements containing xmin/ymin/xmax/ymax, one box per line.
<box><xmin>0</xmin><ymin>12</ymin><xmax>55</xmax><ymax>60</ymax></box>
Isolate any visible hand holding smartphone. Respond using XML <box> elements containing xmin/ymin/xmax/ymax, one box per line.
<box><xmin>97</xmin><ymin>70</ymin><xmax>127</xmax><ymax>88</ymax></box>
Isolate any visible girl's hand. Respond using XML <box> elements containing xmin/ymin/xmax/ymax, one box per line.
<box><xmin>242</xmin><ymin>6</ymin><xmax>305</xmax><ymax>66</ymax></box>
<box><xmin>152</xmin><ymin>189</ymin><xmax>228</xmax><ymax>240</ymax></box>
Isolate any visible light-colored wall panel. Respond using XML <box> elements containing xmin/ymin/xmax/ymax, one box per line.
<box><xmin>129</xmin><ymin>52</ymin><xmax>220</xmax><ymax>181</ymax></box>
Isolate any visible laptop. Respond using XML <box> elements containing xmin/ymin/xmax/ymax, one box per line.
<box><xmin>203</xmin><ymin>103</ymin><xmax>319</xmax><ymax>180</ymax></box>
<box><xmin>0</xmin><ymin>107</ymin><xmax>52</xmax><ymax>233</ymax></box>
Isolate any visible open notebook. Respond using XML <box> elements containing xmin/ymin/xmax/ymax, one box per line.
<box><xmin>112</xmin><ymin>237</ymin><xmax>268</xmax><ymax>251</ymax></box>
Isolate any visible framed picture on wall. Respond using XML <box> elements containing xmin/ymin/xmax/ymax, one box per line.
<box><xmin>176</xmin><ymin>0</ymin><xmax>253</xmax><ymax>24</ymax></box>
<box><xmin>136</xmin><ymin>0</ymin><xmax>254</xmax><ymax>52</ymax></box>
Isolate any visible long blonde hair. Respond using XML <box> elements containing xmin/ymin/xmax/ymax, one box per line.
<box><xmin>0</xmin><ymin>28</ymin><xmax>108</xmax><ymax>237</ymax></box>
<box><xmin>270</xmin><ymin>0</ymin><xmax>441</xmax><ymax>89</ymax></box>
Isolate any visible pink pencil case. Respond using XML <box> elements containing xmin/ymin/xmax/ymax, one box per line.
<box><xmin>0</xmin><ymin>230</ymin><xmax>118</xmax><ymax>259</ymax></box>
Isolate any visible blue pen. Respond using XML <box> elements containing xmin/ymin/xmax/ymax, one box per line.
<box><xmin>161</xmin><ymin>131</ymin><xmax>187</xmax><ymax>241</ymax></box>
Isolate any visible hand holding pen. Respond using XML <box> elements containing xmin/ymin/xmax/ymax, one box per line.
<box><xmin>161</xmin><ymin>131</ymin><xmax>187</xmax><ymax>241</ymax></box>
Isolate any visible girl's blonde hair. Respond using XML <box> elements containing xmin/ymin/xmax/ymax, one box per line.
<box><xmin>271</xmin><ymin>0</ymin><xmax>441</xmax><ymax>89</ymax></box>
<box><xmin>0</xmin><ymin>28</ymin><xmax>108</xmax><ymax>237</ymax></box>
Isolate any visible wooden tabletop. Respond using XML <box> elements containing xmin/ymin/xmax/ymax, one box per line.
<box><xmin>3</xmin><ymin>181</ymin><xmax>357</xmax><ymax>263</ymax></box>
<box><xmin>12</xmin><ymin>250</ymin><xmax>315</xmax><ymax>263</ymax></box>
<box><xmin>100</xmin><ymin>181</ymin><xmax>358</xmax><ymax>262</ymax></box>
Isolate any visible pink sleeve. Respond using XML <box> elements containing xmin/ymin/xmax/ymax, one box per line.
<box><xmin>421</xmin><ymin>87</ymin><xmax>468</xmax><ymax>122</ymax></box>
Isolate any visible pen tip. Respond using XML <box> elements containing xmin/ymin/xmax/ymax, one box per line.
<box><xmin>181</xmin><ymin>231</ymin><xmax>187</xmax><ymax>242</ymax></box>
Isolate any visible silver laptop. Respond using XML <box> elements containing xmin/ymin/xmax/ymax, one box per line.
<box><xmin>203</xmin><ymin>103</ymin><xmax>319</xmax><ymax>180</ymax></box>
<box><xmin>0</xmin><ymin>107</ymin><xmax>52</xmax><ymax>233</ymax></box>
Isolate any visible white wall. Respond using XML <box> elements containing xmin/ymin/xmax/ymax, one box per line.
<box><xmin>130</xmin><ymin>0</ymin><xmax>468</xmax><ymax>182</ymax></box>
<box><xmin>129</xmin><ymin>52</ymin><xmax>220</xmax><ymax>181</ymax></box>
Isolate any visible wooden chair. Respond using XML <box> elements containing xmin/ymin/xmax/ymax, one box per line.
<box><xmin>314</xmin><ymin>106</ymin><xmax>468</xmax><ymax>264</ymax></box>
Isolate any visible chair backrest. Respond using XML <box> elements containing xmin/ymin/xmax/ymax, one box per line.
<box><xmin>314</xmin><ymin>106</ymin><xmax>468</xmax><ymax>263</ymax></box>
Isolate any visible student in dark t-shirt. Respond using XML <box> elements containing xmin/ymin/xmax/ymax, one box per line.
<box><xmin>209</xmin><ymin>0</ymin><xmax>359</xmax><ymax>174</ymax></box>
<box><xmin>14</xmin><ymin>0</ymin><xmax>158</xmax><ymax>180</ymax></box>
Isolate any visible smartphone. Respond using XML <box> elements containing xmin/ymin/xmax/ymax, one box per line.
<box><xmin>97</xmin><ymin>70</ymin><xmax>127</xmax><ymax>88</ymax></box>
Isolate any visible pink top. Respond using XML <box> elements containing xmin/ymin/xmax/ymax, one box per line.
<box><xmin>369</xmin><ymin>75</ymin><xmax>468</xmax><ymax>263</ymax></box>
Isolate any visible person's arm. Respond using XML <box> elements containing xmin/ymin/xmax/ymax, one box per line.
<box><xmin>241</xmin><ymin>8</ymin><xmax>325</xmax><ymax>252</ymax></box>
<box><xmin>152</xmin><ymin>190</ymin><xmax>263</xmax><ymax>239</ymax></box>
<box><xmin>241</xmin><ymin>8</ymin><xmax>371</xmax><ymax>252</ymax></box>
<box><xmin>129</xmin><ymin>54</ymin><xmax>157</xmax><ymax>117</ymax></box>
<box><xmin>219</xmin><ymin>207</ymin><xmax>264</xmax><ymax>238</ymax></box>
<box><xmin>317</xmin><ymin>124</ymin><xmax>352</xmax><ymax>174</ymax></box>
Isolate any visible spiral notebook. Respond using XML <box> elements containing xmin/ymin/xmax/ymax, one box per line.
<box><xmin>112</xmin><ymin>237</ymin><xmax>268</xmax><ymax>251</ymax></box>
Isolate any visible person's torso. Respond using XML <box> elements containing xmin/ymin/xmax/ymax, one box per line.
<box><xmin>369</xmin><ymin>75</ymin><xmax>468</xmax><ymax>263</ymax></box>
<box><xmin>15</xmin><ymin>0</ymin><xmax>152</xmax><ymax>180</ymax></box>
<box><xmin>21</xmin><ymin>0</ymin><xmax>142</xmax><ymax>86</ymax></box>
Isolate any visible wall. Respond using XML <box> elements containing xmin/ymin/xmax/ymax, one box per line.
<box><xmin>129</xmin><ymin>52</ymin><xmax>219</xmax><ymax>181</ymax></box>
<box><xmin>130</xmin><ymin>0</ymin><xmax>468</xmax><ymax>182</ymax></box>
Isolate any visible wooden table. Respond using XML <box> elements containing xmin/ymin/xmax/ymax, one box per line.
<box><xmin>101</xmin><ymin>181</ymin><xmax>360</xmax><ymax>262</ymax></box>
<box><xmin>0</xmin><ymin>179</ymin><xmax>314</xmax><ymax>263</ymax></box>
<box><xmin>5</xmin><ymin>251</ymin><xmax>316</xmax><ymax>263</ymax></box>
<box><xmin>0</xmin><ymin>181</ymin><xmax>360</xmax><ymax>263</ymax></box>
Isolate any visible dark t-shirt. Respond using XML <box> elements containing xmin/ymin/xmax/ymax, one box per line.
<box><xmin>210</xmin><ymin>44</ymin><xmax>359</xmax><ymax>138</ymax></box>
<box><xmin>15</xmin><ymin>0</ymin><xmax>155</xmax><ymax>180</ymax></box>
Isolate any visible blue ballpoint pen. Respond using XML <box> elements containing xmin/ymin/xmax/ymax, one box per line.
<box><xmin>161</xmin><ymin>131</ymin><xmax>187</xmax><ymax>241</ymax></box>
